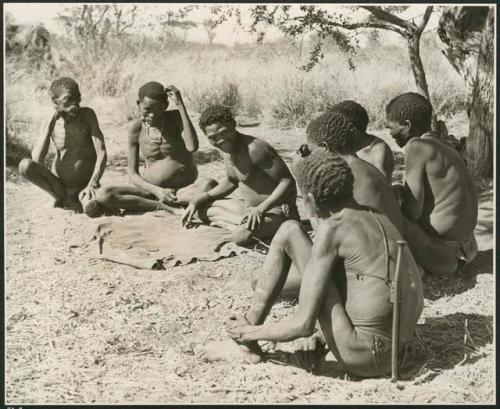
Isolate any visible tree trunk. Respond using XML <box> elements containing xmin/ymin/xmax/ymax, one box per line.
<box><xmin>437</xmin><ymin>6</ymin><xmax>493</xmax><ymax>178</ymax></box>
<box><xmin>407</xmin><ymin>33</ymin><xmax>439</xmax><ymax>132</ymax></box>
<box><xmin>466</xmin><ymin>7</ymin><xmax>494</xmax><ymax>178</ymax></box>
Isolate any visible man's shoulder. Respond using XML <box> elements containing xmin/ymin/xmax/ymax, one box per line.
<box><xmin>128</xmin><ymin>119</ymin><xmax>143</xmax><ymax>138</ymax></box>
<box><xmin>246</xmin><ymin>135</ymin><xmax>272</xmax><ymax>156</ymax></box>
<box><xmin>79</xmin><ymin>106</ymin><xmax>98</xmax><ymax>121</ymax></box>
<box><xmin>405</xmin><ymin>136</ymin><xmax>435</xmax><ymax>157</ymax></box>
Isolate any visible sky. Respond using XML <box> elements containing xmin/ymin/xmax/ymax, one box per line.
<box><xmin>4</xmin><ymin>3</ymin><xmax>442</xmax><ymax>45</ymax></box>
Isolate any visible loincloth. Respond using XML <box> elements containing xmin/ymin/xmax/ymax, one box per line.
<box><xmin>356</xmin><ymin>327</ymin><xmax>427</xmax><ymax>378</ymax></box>
<box><xmin>444</xmin><ymin>232</ymin><xmax>478</xmax><ymax>266</ymax></box>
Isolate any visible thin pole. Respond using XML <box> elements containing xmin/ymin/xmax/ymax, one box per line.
<box><xmin>391</xmin><ymin>240</ymin><xmax>407</xmax><ymax>382</ymax></box>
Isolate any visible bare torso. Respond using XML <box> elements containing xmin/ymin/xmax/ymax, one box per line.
<box><xmin>411</xmin><ymin>133</ymin><xmax>478</xmax><ymax>239</ymax></box>
<box><xmin>347</xmin><ymin>156</ymin><xmax>403</xmax><ymax>234</ymax></box>
<box><xmin>225</xmin><ymin>134</ymin><xmax>297</xmax><ymax>208</ymax></box>
<box><xmin>331</xmin><ymin>209</ymin><xmax>423</xmax><ymax>341</ymax></box>
<box><xmin>50</xmin><ymin>107</ymin><xmax>97</xmax><ymax>188</ymax></box>
<box><xmin>138</xmin><ymin>110</ymin><xmax>197</xmax><ymax>189</ymax></box>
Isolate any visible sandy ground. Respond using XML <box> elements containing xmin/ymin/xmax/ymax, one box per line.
<box><xmin>5</xmin><ymin>108</ymin><xmax>495</xmax><ymax>404</ymax></box>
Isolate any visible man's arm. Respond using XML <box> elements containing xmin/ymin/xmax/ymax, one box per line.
<box><xmin>228</xmin><ymin>224</ymin><xmax>338</xmax><ymax>343</ymax></box>
<box><xmin>181</xmin><ymin>159</ymin><xmax>238</xmax><ymax>226</ymax></box>
<box><xmin>166</xmin><ymin>86</ymin><xmax>199</xmax><ymax>152</ymax></box>
<box><xmin>248</xmin><ymin>140</ymin><xmax>295</xmax><ymax>213</ymax></box>
<box><xmin>85</xmin><ymin>109</ymin><xmax>107</xmax><ymax>189</ymax></box>
<box><xmin>402</xmin><ymin>139</ymin><xmax>429</xmax><ymax>221</ymax></box>
<box><xmin>32</xmin><ymin>111</ymin><xmax>59</xmax><ymax>163</ymax></box>
<box><xmin>368</xmin><ymin>141</ymin><xmax>394</xmax><ymax>183</ymax></box>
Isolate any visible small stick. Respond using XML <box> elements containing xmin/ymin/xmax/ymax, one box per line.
<box><xmin>391</xmin><ymin>240</ymin><xmax>407</xmax><ymax>383</ymax></box>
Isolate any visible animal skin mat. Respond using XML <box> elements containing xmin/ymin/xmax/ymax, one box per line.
<box><xmin>88</xmin><ymin>211</ymin><xmax>251</xmax><ymax>270</ymax></box>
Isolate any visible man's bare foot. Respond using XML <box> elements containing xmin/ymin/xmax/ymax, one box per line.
<box><xmin>195</xmin><ymin>339</ymin><xmax>262</xmax><ymax>364</ymax></box>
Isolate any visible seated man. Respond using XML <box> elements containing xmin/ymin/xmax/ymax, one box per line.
<box><xmin>281</xmin><ymin>111</ymin><xmax>405</xmax><ymax>297</ymax></box>
<box><xmin>181</xmin><ymin>105</ymin><xmax>299</xmax><ymax>245</ymax></box>
<box><xmin>18</xmin><ymin>77</ymin><xmax>107</xmax><ymax>215</ymax></box>
<box><xmin>305</xmin><ymin>111</ymin><xmax>403</xmax><ymax>234</ymax></box>
<box><xmin>93</xmin><ymin>81</ymin><xmax>215</xmax><ymax>216</ymax></box>
<box><xmin>329</xmin><ymin>100</ymin><xmax>394</xmax><ymax>182</ymax></box>
<box><xmin>385</xmin><ymin>92</ymin><xmax>478</xmax><ymax>275</ymax></box>
<box><xmin>197</xmin><ymin>150</ymin><xmax>425</xmax><ymax>378</ymax></box>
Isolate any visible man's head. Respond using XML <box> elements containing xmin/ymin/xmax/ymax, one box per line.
<box><xmin>385</xmin><ymin>92</ymin><xmax>432</xmax><ymax>147</ymax></box>
<box><xmin>306</xmin><ymin>111</ymin><xmax>362</xmax><ymax>155</ymax></box>
<box><xmin>293</xmin><ymin>149</ymin><xmax>354</xmax><ymax>218</ymax></box>
<box><xmin>49</xmin><ymin>77</ymin><xmax>81</xmax><ymax>117</ymax></box>
<box><xmin>329</xmin><ymin>100</ymin><xmax>369</xmax><ymax>133</ymax></box>
<box><xmin>137</xmin><ymin>81</ymin><xmax>169</xmax><ymax>126</ymax></box>
<box><xmin>199</xmin><ymin>105</ymin><xmax>237</xmax><ymax>153</ymax></box>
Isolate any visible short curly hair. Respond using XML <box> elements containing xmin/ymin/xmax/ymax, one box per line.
<box><xmin>138</xmin><ymin>81</ymin><xmax>168</xmax><ymax>103</ymax></box>
<box><xmin>385</xmin><ymin>92</ymin><xmax>432</xmax><ymax>131</ymax></box>
<box><xmin>329</xmin><ymin>100</ymin><xmax>369</xmax><ymax>133</ymax></box>
<box><xmin>293</xmin><ymin>149</ymin><xmax>354</xmax><ymax>209</ymax></box>
<box><xmin>199</xmin><ymin>105</ymin><xmax>236</xmax><ymax>132</ymax></box>
<box><xmin>306</xmin><ymin>111</ymin><xmax>360</xmax><ymax>155</ymax></box>
<box><xmin>49</xmin><ymin>77</ymin><xmax>81</xmax><ymax>102</ymax></box>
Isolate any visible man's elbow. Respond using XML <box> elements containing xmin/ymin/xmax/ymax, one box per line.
<box><xmin>186</xmin><ymin>143</ymin><xmax>198</xmax><ymax>153</ymax></box>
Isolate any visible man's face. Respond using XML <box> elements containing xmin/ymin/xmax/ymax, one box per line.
<box><xmin>204</xmin><ymin>121</ymin><xmax>237</xmax><ymax>152</ymax></box>
<box><xmin>52</xmin><ymin>90</ymin><xmax>81</xmax><ymax>117</ymax></box>
<box><xmin>386</xmin><ymin>118</ymin><xmax>411</xmax><ymax>147</ymax></box>
<box><xmin>138</xmin><ymin>96</ymin><xmax>167</xmax><ymax>126</ymax></box>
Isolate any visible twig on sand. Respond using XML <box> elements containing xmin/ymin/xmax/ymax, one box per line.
<box><xmin>464</xmin><ymin>318</ymin><xmax>478</xmax><ymax>349</ymax></box>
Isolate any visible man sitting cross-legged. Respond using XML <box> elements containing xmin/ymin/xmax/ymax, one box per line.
<box><xmin>181</xmin><ymin>105</ymin><xmax>299</xmax><ymax>245</ymax></box>
<box><xmin>18</xmin><ymin>77</ymin><xmax>107</xmax><ymax>215</ymax></box>
<box><xmin>196</xmin><ymin>150</ymin><xmax>425</xmax><ymax>378</ymax></box>
<box><xmin>91</xmin><ymin>81</ymin><xmax>216</xmax><ymax>216</ymax></box>
<box><xmin>328</xmin><ymin>100</ymin><xmax>394</xmax><ymax>182</ymax></box>
<box><xmin>385</xmin><ymin>92</ymin><xmax>478</xmax><ymax>275</ymax></box>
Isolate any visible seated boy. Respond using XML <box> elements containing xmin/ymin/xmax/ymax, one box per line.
<box><xmin>197</xmin><ymin>150</ymin><xmax>425</xmax><ymax>378</ymax></box>
<box><xmin>93</xmin><ymin>82</ymin><xmax>215</xmax><ymax>216</ymax></box>
<box><xmin>181</xmin><ymin>105</ymin><xmax>299</xmax><ymax>245</ymax></box>
<box><xmin>329</xmin><ymin>100</ymin><xmax>394</xmax><ymax>182</ymax></box>
<box><xmin>385</xmin><ymin>92</ymin><xmax>478</xmax><ymax>275</ymax></box>
<box><xmin>18</xmin><ymin>77</ymin><xmax>107</xmax><ymax>215</ymax></box>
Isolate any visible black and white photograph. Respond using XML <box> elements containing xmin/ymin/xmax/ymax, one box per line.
<box><xmin>4</xmin><ymin>2</ymin><xmax>496</xmax><ymax>405</ymax></box>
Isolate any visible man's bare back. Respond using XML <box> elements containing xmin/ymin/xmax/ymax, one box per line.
<box><xmin>404</xmin><ymin>134</ymin><xmax>478</xmax><ymax>239</ymax></box>
<box><xmin>386</xmin><ymin>92</ymin><xmax>478</xmax><ymax>275</ymax></box>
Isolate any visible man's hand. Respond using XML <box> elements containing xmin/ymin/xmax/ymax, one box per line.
<box><xmin>225</xmin><ymin>314</ymin><xmax>258</xmax><ymax>343</ymax></box>
<box><xmin>79</xmin><ymin>186</ymin><xmax>97</xmax><ymax>203</ymax></box>
<box><xmin>291</xmin><ymin>333</ymin><xmax>327</xmax><ymax>373</ymax></box>
<box><xmin>241</xmin><ymin>207</ymin><xmax>263</xmax><ymax>231</ymax></box>
<box><xmin>156</xmin><ymin>188</ymin><xmax>177</xmax><ymax>206</ymax></box>
<box><xmin>165</xmin><ymin>85</ymin><xmax>183</xmax><ymax>106</ymax></box>
<box><xmin>181</xmin><ymin>193</ymin><xmax>210</xmax><ymax>228</ymax></box>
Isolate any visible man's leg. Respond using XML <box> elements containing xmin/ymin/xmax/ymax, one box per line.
<box><xmin>402</xmin><ymin>216</ymin><xmax>458</xmax><ymax>275</ymax></box>
<box><xmin>94</xmin><ymin>184</ymin><xmax>175</xmax><ymax>213</ymax></box>
<box><xmin>174</xmin><ymin>178</ymin><xmax>218</xmax><ymax>206</ymax></box>
<box><xmin>18</xmin><ymin>159</ymin><xmax>66</xmax><ymax>203</ymax></box>
<box><xmin>196</xmin><ymin>221</ymin><xmax>311</xmax><ymax>363</ymax></box>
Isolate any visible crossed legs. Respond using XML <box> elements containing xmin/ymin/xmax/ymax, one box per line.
<box><xmin>18</xmin><ymin>158</ymin><xmax>83</xmax><ymax>211</ymax></box>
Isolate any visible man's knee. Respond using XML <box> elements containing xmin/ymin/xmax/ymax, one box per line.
<box><xmin>18</xmin><ymin>158</ymin><xmax>35</xmax><ymax>178</ymax></box>
<box><xmin>273</xmin><ymin>220</ymin><xmax>304</xmax><ymax>246</ymax></box>
<box><xmin>94</xmin><ymin>185</ymin><xmax>117</xmax><ymax>205</ymax></box>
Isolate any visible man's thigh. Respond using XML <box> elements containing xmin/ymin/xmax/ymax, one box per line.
<box><xmin>403</xmin><ymin>216</ymin><xmax>457</xmax><ymax>275</ymax></box>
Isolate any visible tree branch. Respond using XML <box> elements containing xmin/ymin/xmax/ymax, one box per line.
<box><xmin>416</xmin><ymin>6</ymin><xmax>433</xmax><ymax>35</ymax></box>
<box><xmin>362</xmin><ymin>6</ymin><xmax>415</xmax><ymax>32</ymax></box>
